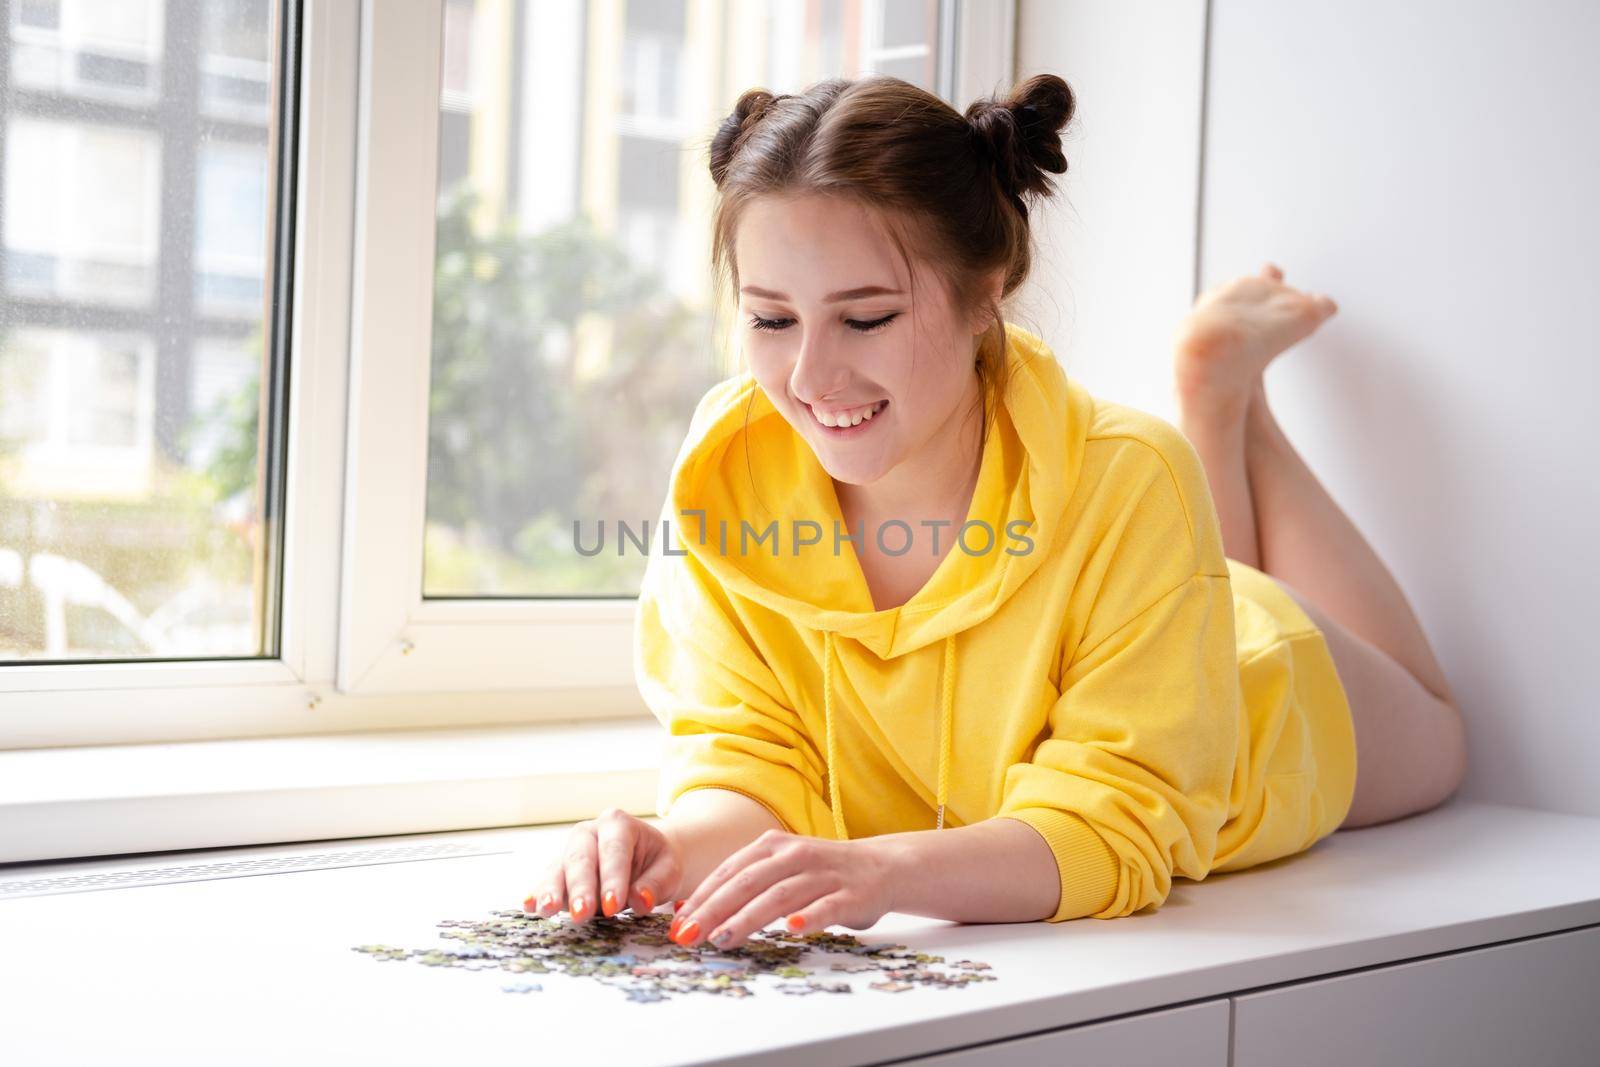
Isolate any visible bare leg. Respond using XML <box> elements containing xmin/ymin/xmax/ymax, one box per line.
<box><xmin>1176</xmin><ymin>388</ymin><xmax>1259</xmax><ymax>568</ymax></box>
<box><xmin>1174</xmin><ymin>263</ymin><xmax>1467</xmax><ymax>828</ymax></box>
<box><xmin>1172</xmin><ymin>261</ymin><xmax>1339</xmax><ymax>568</ymax></box>
<box><xmin>1269</xmin><ymin>552</ymin><xmax>1468</xmax><ymax>829</ymax></box>
<box><xmin>1244</xmin><ymin>375</ymin><xmax>1454</xmax><ymax>705</ymax></box>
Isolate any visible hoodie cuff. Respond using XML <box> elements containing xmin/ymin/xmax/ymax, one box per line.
<box><xmin>997</xmin><ymin>807</ymin><xmax>1120</xmax><ymax>922</ymax></box>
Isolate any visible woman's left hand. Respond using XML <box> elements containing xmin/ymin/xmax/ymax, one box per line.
<box><xmin>667</xmin><ymin>829</ymin><xmax>897</xmax><ymax>950</ymax></box>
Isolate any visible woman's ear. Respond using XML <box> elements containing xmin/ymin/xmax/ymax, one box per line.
<box><xmin>967</xmin><ymin>269</ymin><xmax>1007</xmax><ymax>336</ymax></box>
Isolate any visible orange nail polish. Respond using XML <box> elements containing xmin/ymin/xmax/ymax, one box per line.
<box><xmin>572</xmin><ymin>895</ymin><xmax>588</xmax><ymax>919</ymax></box>
<box><xmin>522</xmin><ymin>894</ymin><xmax>538</xmax><ymax>912</ymax></box>
<box><xmin>669</xmin><ymin>915</ymin><xmax>682</xmax><ymax>938</ymax></box>
<box><xmin>602</xmin><ymin>889</ymin><xmax>618</xmax><ymax>916</ymax></box>
<box><xmin>639</xmin><ymin>886</ymin><xmax>655</xmax><ymax>910</ymax></box>
<box><xmin>786</xmin><ymin>914</ymin><xmax>806</xmax><ymax>932</ymax></box>
<box><xmin>676</xmin><ymin>919</ymin><xmax>700</xmax><ymax>945</ymax></box>
<box><xmin>674</xmin><ymin>899</ymin><xmax>687</xmax><ymax>912</ymax></box>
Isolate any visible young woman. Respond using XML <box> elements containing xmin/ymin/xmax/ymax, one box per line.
<box><xmin>524</xmin><ymin>73</ymin><xmax>1467</xmax><ymax>949</ymax></box>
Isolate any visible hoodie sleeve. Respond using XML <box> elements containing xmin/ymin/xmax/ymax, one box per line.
<box><xmin>634</xmin><ymin>534</ymin><xmax>840</xmax><ymax>840</ymax></box>
<box><xmin>995</xmin><ymin>431</ymin><xmax>1240</xmax><ymax>922</ymax></box>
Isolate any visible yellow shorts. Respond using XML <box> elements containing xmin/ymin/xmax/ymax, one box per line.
<box><xmin>1211</xmin><ymin>558</ymin><xmax>1360</xmax><ymax>874</ymax></box>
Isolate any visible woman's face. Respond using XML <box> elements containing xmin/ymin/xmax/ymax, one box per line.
<box><xmin>735</xmin><ymin>193</ymin><xmax>988</xmax><ymax>488</ymax></box>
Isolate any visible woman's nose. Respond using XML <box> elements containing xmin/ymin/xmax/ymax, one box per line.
<box><xmin>789</xmin><ymin>332</ymin><xmax>851</xmax><ymax>404</ymax></box>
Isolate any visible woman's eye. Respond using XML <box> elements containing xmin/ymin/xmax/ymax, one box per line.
<box><xmin>745</xmin><ymin>312</ymin><xmax>899</xmax><ymax>334</ymax></box>
<box><xmin>748</xmin><ymin>313</ymin><xmax>792</xmax><ymax>332</ymax></box>
<box><xmin>848</xmin><ymin>313</ymin><xmax>899</xmax><ymax>334</ymax></box>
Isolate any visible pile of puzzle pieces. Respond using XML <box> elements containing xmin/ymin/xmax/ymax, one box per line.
<box><xmin>353</xmin><ymin>908</ymin><xmax>997</xmax><ymax>1002</ymax></box>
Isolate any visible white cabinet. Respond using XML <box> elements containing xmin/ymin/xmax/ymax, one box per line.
<box><xmin>896</xmin><ymin>999</ymin><xmax>1229</xmax><ymax>1066</ymax></box>
<box><xmin>1232</xmin><ymin>925</ymin><xmax>1600</xmax><ymax>1066</ymax></box>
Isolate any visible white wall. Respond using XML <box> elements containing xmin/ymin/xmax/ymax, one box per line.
<box><xmin>1011</xmin><ymin>0</ymin><xmax>1208</xmax><ymax>421</ymax></box>
<box><xmin>1016</xmin><ymin>0</ymin><xmax>1600</xmax><ymax>818</ymax></box>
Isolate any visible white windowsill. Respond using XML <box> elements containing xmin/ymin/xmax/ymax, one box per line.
<box><xmin>0</xmin><ymin>718</ymin><xmax>666</xmax><ymax>864</ymax></box>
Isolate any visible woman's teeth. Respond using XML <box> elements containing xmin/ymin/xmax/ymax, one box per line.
<box><xmin>813</xmin><ymin>399</ymin><xmax>888</xmax><ymax>428</ymax></box>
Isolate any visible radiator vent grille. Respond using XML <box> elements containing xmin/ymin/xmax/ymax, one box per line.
<box><xmin>0</xmin><ymin>841</ymin><xmax>511</xmax><ymax>899</ymax></box>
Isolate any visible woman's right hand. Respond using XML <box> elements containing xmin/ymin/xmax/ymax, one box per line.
<box><xmin>522</xmin><ymin>807</ymin><xmax>685</xmax><ymax>922</ymax></box>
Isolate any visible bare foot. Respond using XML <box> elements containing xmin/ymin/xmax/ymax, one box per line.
<box><xmin>1173</xmin><ymin>262</ymin><xmax>1338</xmax><ymax>415</ymax></box>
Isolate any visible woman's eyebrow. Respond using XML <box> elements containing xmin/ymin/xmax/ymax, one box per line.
<box><xmin>740</xmin><ymin>284</ymin><xmax>905</xmax><ymax>303</ymax></box>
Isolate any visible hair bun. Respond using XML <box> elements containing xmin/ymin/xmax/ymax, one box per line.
<box><xmin>710</xmin><ymin>87</ymin><xmax>783</xmax><ymax>187</ymax></box>
<box><xmin>965</xmin><ymin>73</ymin><xmax>1076</xmax><ymax>217</ymax></box>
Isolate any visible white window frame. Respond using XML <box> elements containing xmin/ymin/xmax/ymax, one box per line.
<box><xmin>337</xmin><ymin>2</ymin><xmax>643</xmax><ymax>700</ymax></box>
<box><xmin>0</xmin><ymin>0</ymin><xmax>1016</xmax><ymax>749</ymax></box>
<box><xmin>337</xmin><ymin>0</ymin><xmax>639</xmax><ymax>695</ymax></box>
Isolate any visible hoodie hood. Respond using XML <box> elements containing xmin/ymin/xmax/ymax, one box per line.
<box><xmin>663</xmin><ymin>321</ymin><xmax>1094</xmax><ymax>839</ymax></box>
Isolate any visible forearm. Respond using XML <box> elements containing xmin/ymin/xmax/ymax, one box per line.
<box><xmin>867</xmin><ymin>816</ymin><xmax>1062</xmax><ymax>923</ymax></box>
<box><xmin>653</xmin><ymin>787</ymin><xmax>785</xmax><ymax>898</ymax></box>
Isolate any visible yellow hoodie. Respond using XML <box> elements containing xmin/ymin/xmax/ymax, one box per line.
<box><xmin>634</xmin><ymin>321</ymin><xmax>1358</xmax><ymax>922</ymax></box>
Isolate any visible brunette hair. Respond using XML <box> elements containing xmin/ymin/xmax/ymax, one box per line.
<box><xmin>706</xmin><ymin>71</ymin><xmax>1076</xmax><ymax>456</ymax></box>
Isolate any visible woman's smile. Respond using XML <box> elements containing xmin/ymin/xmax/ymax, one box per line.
<box><xmin>808</xmin><ymin>397</ymin><xmax>889</xmax><ymax>434</ymax></box>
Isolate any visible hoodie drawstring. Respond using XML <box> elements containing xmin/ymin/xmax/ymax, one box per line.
<box><xmin>936</xmin><ymin>633</ymin><xmax>955</xmax><ymax>831</ymax></box>
<box><xmin>823</xmin><ymin>631</ymin><xmax>845</xmax><ymax>840</ymax></box>
<box><xmin>822</xmin><ymin>630</ymin><xmax>956</xmax><ymax>840</ymax></box>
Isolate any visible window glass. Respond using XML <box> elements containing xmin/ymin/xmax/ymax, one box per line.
<box><xmin>423</xmin><ymin>0</ymin><xmax>940</xmax><ymax>597</ymax></box>
<box><xmin>0</xmin><ymin>0</ymin><xmax>286</xmax><ymax>662</ymax></box>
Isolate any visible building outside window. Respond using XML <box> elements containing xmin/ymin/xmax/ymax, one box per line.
<box><xmin>0</xmin><ymin>0</ymin><xmax>277</xmax><ymax>662</ymax></box>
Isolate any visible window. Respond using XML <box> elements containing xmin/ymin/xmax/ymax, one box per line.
<box><xmin>1</xmin><ymin>0</ymin><xmax>284</xmax><ymax>665</ymax></box>
<box><xmin>2</xmin><ymin>0</ymin><xmax>1012</xmax><ymax>748</ymax></box>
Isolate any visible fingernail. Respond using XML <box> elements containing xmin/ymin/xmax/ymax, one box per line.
<box><xmin>787</xmin><ymin>914</ymin><xmax>806</xmax><ymax>932</ymax></box>
<box><xmin>673</xmin><ymin>899</ymin><xmax>687</xmax><ymax>912</ymax></box>
<box><xmin>675</xmin><ymin>919</ymin><xmax>700</xmax><ymax>945</ymax></box>
<box><xmin>668</xmin><ymin>915</ymin><xmax>682</xmax><ymax>938</ymax></box>
<box><xmin>602</xmin><ymin>889</ymin><xmax>618</xmax><ymax>916</ymax></box>
<box><xmin>639</xmin><ymin>886</ymin><xmax>655</xmax><ymax>910</ymax></box>
<box><xmin>522</xmin><ymin>894</ymin><xmax>538</xmax><ymax>912</ymax></box>
<box><xmin>571</xmin><ymin>895</ymin><xmax>588</xmax><ymax>920</ymax></box>
<box><xmin>539</xmin><ymin>893</ymin><xmax>554</xmax><ymax>913</ymax></box>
